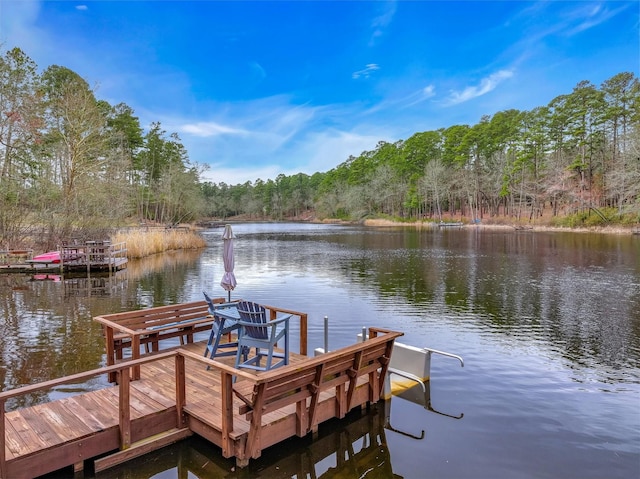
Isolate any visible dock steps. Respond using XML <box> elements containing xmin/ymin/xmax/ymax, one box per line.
<box><xmin>93</xmin><ymin>427</ymin><xmax>192</xmax><ymax>473</ymax></box>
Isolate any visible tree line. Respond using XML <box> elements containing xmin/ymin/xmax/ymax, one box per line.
<box><xmin>0</xmin><ymin>47</ymin><xmax>205</xmax><ymax>248</ymax></box>
<box><xmin>1</xmin><ymin>45</ymin><xmax>639</xmax><ymax>249</ymax></box>
<box><xmin>204</xmin><ymin>72</ymin><xmax>640</xmax><ymax>226</ymax></box>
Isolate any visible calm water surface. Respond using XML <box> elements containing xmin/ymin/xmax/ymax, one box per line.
<box><xmin>1</xmin><ymin>223</ymin><xmax>638</xmax><ymax>479</ymax></box>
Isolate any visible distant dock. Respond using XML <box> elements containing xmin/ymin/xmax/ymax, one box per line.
<box><xmin>438</xmin><ymin>221</ymin><xmax>464</xmax><ymax>228</ymax></box>
<box><xmin>0</xmin><ymin>241</ymin><xmax>127</xmax><ymax>274</ymax></box>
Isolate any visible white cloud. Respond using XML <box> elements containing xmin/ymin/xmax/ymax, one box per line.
<box><xmin>76</xmin><ymin>5</ymin><xmax>88</xmax><ymax>11</ymax></box>
<box><xmin>387</xmin><ymin>83</ymin><xmax>437</xmax><ymax>110</ymax></box>
<box><xmin>298</xmin><ymin>129</ymin><xmax>385</xmax><ymax>174</ymax></box>
<box><xmin>180</xmin><ymin>122</ymin><xmax>246</xmax><ymax>137</ymax></box>
<box><xmin>445</xmin><ymin>70</ymin><xmax>514</xmax><ymax>106</ymax></box>
<box><xmin>423</xmin><ymin>84</ymin><xmax>436</xmax><ymax>98</ymax></box>
<box><xmin>157</xmin><ymin>97</ymin><xmax>358</xmax><ymax>185</ymax></box>
<box><xmin>565</xmin><ymin>2</ymin><xmax>631</xmax><ymax>36</ymax></box>
<box><xmin>369</xmin><ymin>1</ymin><xmax>397</xmax><ymax>46</ymax></box>
<box><xmin>157</xmin><ymin>95</ymin><xmax>322</xmax><ymax>155</ymax></box>
<box><xmin>196</xmin><ymin>129</ymin><xmax>382</xmax><ymax>186</ymax></box>
<box><xmin>352</xmin><ymin>64</ymin><xmax>380</xmax><ymax>80</ymax></box>
<box><xmin>191</xmin><ymin>118</ymin><xmax>386</xmax><ymax>185</ymax></box>
<box><xmin>248</xmin><ymin>61</ymin><xmax>266</xmax><ymax>82</ymax></box>
<box><xmin>371</xmin><ymin>1</ymin><xmax>396</xmax><ymax>29</ymax></box>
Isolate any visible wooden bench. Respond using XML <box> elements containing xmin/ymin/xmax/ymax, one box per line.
<box><xmin>96</xmin><ymin>299</ymin><xmax>311</xmax><ymax>383</ymax></box>
<box><xmin>95</xmin><ymin>299</ymin><xmax>224</xmax><ymax>380</ymax></box>
<box><xmin>228</xmin><ymin>327</ymin><xmax>403</xmax><ymax>465</ymax></box>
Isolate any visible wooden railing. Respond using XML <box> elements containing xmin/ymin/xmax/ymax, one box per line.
<box><xmin>61</xmin><ymin>241</ymin><xmax>128</xmax><ymax>272</ymax></box>
<box><xmin>190</xmin><ymin>326</ymin><xmax>403</xmax><ymax>466</ymax></box>
<box><xmin>95</xmin><ymin>299</ymin><xmax>309</xmax><ymax>381</ymax></box>
<box><xmin>0</xmin><ymin>351</ymin><xmax>181</xmax><ymax>478</ymax></box>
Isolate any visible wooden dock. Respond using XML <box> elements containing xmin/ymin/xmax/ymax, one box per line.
<box><xmin>0</xmin><ymin>300</ymin><xmax>402</xmax><ymax>478</ymax></box>
<box><xmin>0</xmin><ymin>241</ymin><xmax>127</xmax><ymax>274</ymax></box>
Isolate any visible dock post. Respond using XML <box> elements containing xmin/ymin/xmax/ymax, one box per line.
<box><xmin>0</xmin><ymin>398</ymin><xmax>6</xmax><ymax>479</ymax></box>
<box><xmin>175</xmin><ymin>354</ymin><xmax>186</xmax><ymax>428</ymax></box>
<box><xmin>86</xmin><ymin>241</ymin><xmax>91</xmax><ymax>274</ymax></box>
<box><xmin>58</xmin><ymin>245</ymin><xmax>63</xmax><ymax>273</ymax></box>
<box><xmin>105</xmin><ymin>240</ymin><xmax>112</xmax><ymax>273</ymax></box>
<box><xmin>300</xmin><ymin>313</ymin><xmax>308</xmax><ymax>355</ymax></box>
<box><xmin>324</xmin><ymin>316</ymin><xmax>329</xmax><ymax>353</ymax></box>
<box><xmin>118</xmin><ymin>368</ymin><xmax>131</xmax><ymax>450</ymax></box>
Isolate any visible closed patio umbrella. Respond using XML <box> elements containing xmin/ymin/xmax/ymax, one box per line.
<box><xmin>220</xmin><ymin>224</ymin><xmax>237</xmax><ymax>301</ymax></box>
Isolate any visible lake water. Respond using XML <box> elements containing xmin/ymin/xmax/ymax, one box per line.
<box><xmin>1</xmin><ymin>223</ymin><xmax>639</xmax><ymax>478</ymax></box>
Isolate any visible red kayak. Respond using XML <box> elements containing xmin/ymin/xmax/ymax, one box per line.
<box><xmin>30</xmin><ymin>251</ymin><xmax>61</xmax><ymax>263</ymax></box>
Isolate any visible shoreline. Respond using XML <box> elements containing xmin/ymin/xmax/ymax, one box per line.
<box><xmin>359</xmin><ymin>218</ymin><xmax>639</xmax><ymax>235</ymax></box>
<box><xmin>208</xmin><ymin>215</ymin><xmax>640</xmax><ymax>235</ymax></box>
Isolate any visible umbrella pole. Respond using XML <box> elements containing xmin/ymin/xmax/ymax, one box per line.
<box><xmin>228</xmin><ymin>291</ymin><xmax>231</xmax><ymax>302</ymax></box>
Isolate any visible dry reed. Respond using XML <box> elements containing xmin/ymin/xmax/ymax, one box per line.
<box><xmin>111</xmin><ymin>228</ymin><xmax>207</xmax><ymax>259</ymax></box>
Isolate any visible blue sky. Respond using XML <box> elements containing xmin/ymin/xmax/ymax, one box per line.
<box><xmin>1</xmin><ymin>1</ymin><xmax>638</xmax><ymax>185</ymax></box>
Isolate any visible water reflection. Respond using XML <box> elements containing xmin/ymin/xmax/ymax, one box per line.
<box><xmin>0</xmin><ymin>273</ymin><xmax>108</xmax><ymax>404</ymax></box>
<box><xmin>0</xmin><ymin>250</ymin><xmax>205</xmax><ymax>404</ymax></box>
<box><xmin>389</xmin><ymin>380</ymin><xmax>464</xmax><ymax>424</ymax></box>
<box><xmin>96</xmin><ymin>405</ymin><xmax>398</xmax><ymax>479</ymax></box>
<box><xmin>89</xmin><ymin>379</ymin><xmax>461</xmax><ymax>479</ymax></box>
<box><xmin>328</xmin><ymin>228</ymin><xmax>640</xmax><ymax>383</ymax></box>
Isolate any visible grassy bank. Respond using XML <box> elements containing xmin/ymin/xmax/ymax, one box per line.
<box><xmin>361</xmin><ymin>218</ymin><xmax>637</xmax><ymax>234</ymax></box>
<box><xmin>111</xmin><ymin>228</ymin><xmax>207</xmax><ymax>259</ymax></box>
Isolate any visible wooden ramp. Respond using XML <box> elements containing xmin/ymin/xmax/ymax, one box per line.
<box><xmin>0</xmin><ymin>330</ymin><xmax>402</xmax><ymax>478</ymax></box>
